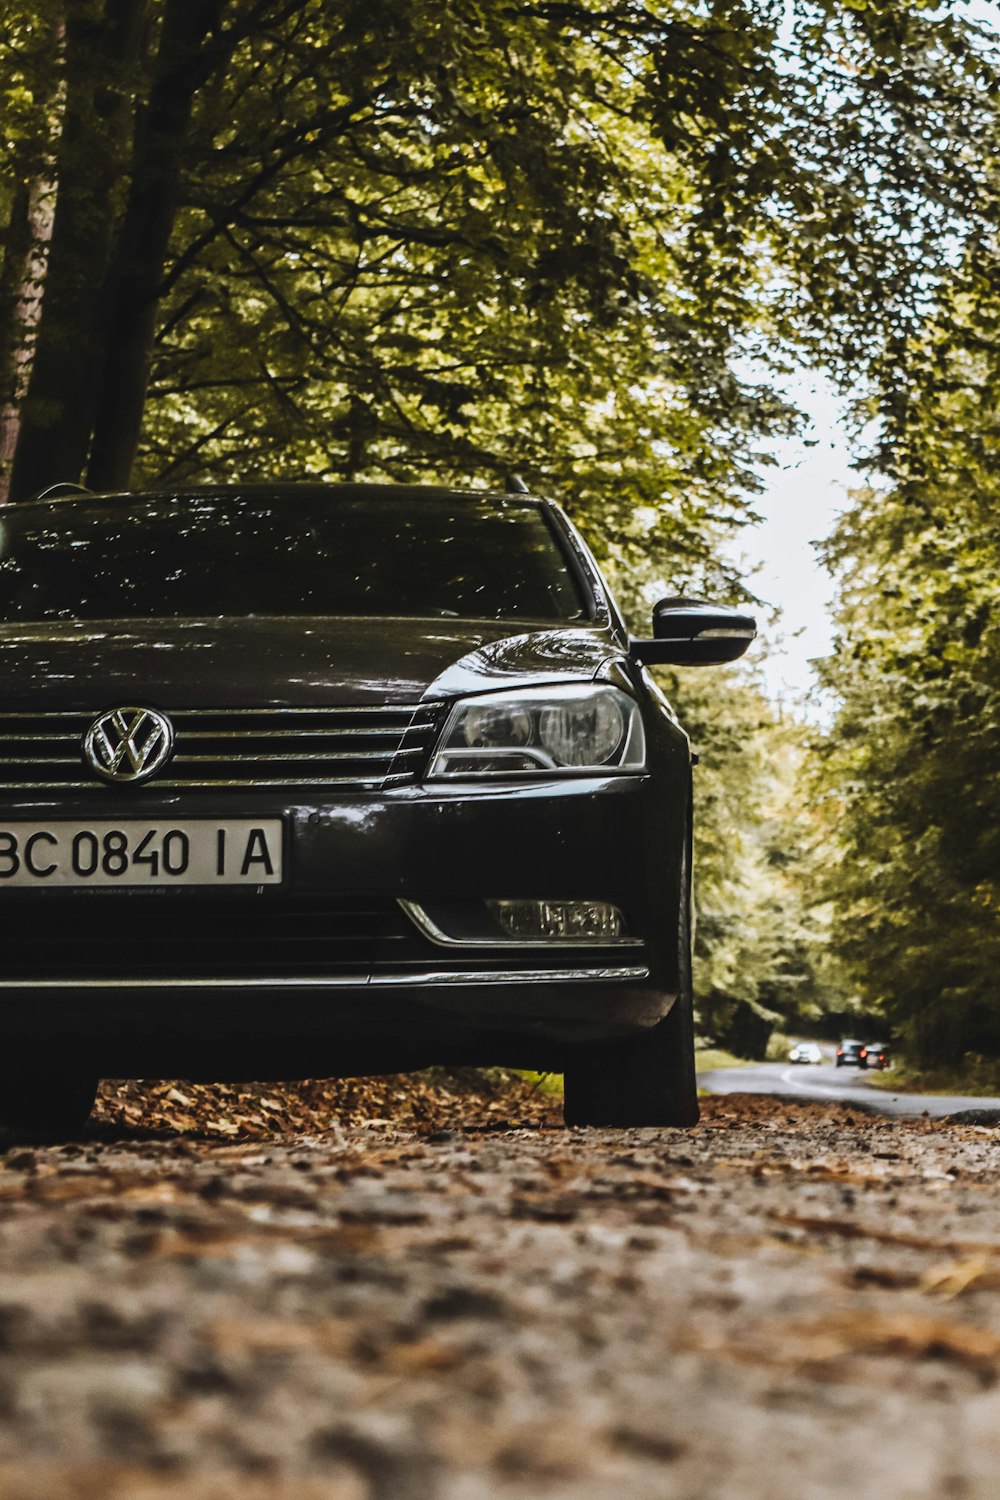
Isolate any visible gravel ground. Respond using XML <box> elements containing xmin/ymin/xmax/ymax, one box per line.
<box><xmin>2</xmin><ymin>1078</ymin><xmax>1000</xmax><ymax>1500</ymax></box>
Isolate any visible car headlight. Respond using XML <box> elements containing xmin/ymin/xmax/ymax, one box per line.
<box><xmin>426</xmin><ymin>684</ymin><xmax>646</xmax><ymax>778</ymax></box>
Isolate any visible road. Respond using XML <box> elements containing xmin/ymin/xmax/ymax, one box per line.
<box><xmin>5</xmin><ymin>1077</ymin><xmax>1000</xmax><ymax>1499</ymax></box>
<box><xmin>699</xmin><ymin>1059</ymin><xmax>1000</xmax><ymax>1119</ymax></box>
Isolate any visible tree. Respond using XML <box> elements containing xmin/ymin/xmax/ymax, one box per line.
<box><xmin>2</xmin><ymin>0</ymin><xmax>997</xmax><ymax>585</ymax></box>
<box><xmin>817</xmin><ymin>243</ymin><xmax>1000</xmax><ymax>1068</ymax></box>
<box><xmin>0</xmin><ymin>0</ymin><xmax>61</xmax><ymax>483</ymax></box>
<box><xmin>650</xmin><ymin>661</ymin><xmax>840</xmax><ymax>1053</ymax></box>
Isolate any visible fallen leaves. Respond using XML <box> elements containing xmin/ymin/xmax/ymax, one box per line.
<box><xmin>797</xmin><ymin>1310</ymin><xmax>1000</xmax><ymax>1376</ymax></box>
<box><xmin>696</xmin><ymin>1093</ymin><xmax>885</xmax><ymax>1130</ymax></box>
<box><xmin>91</xmin><ymin>1070</ymin><xmax>562</xmax><ymax>1142</ymax></box>
<box><xmin>149</xmin><ymin>1220</ymin><xmax>383</xmax><ymax>1261</ymax></box>
<box><xmin>5</xmin><ymin>1087</ymin><xmax>1000</xmax><ymax>1499</ymax></box>
<box><xmin>0</xmin><ymin>1171</ymin><xmax>197</xmax><ymax>1206</ymax></box>
<box><xmin>795</xmin><ymin>1309</ymin><xmax>1000</xmax><ymax>1379</ymax></box>
<box><xmin>0</xmin><ymin>1465</ymin><xmax>364</xmax><ymax>1500</ymax></box>
<box><xmin>847</xmin><ymin>1264</ymin><xmax>922</xmax><ymax>1290</ymax></box>
<box><xmin>771</xmin><ymin>1211</ymin><xmax>1000</xmax><ymax>1257</ymax></box>
<box><xmin>689</xmin><ymin>1309</ymin><xmax>1000</xmax><ymax>1382</ymax></box>
<box><xmin>206</xmin><ymin>1316</ymin><xmax>355</xmax><ymax>1360</ymax></box>
<box><xmin>921</xmin><ymin>1257</ymin><xmax>1000</xmax><ymax>1299</ymax></box>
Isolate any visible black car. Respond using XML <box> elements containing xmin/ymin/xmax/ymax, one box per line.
<box><xmin>0</xmin><ymin>483</ymin><xmax>754</xmax><ymax>1133</ymax></box>
<box><xmin>860</xmin><ymin>1042</ymin><xmax>891</xmax><ymax>1071</ymax></box>
<box><xmin>836</xmin><ymin>1039</ymin><xmax>866</xmax><ymax>1068</ymax></box>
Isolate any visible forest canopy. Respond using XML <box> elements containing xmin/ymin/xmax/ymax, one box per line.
<box><xmin>1</xmin><ymin>1</ymin><xmax>997</xmax><ymax>585</ymax></box>
<box><xmin>817</xmin><ymin>243</ymin><xmax>1000</xmax><ymax>1071</ymax></box>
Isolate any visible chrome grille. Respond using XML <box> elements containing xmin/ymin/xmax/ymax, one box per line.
<box><xmin>0</xmin><ymin>705</ymin><xmax>444</xmax><ymax>791</ymax></box>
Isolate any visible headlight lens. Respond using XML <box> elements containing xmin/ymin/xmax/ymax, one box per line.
<box><xmin>427</xmin><ymin>684</ymin><xmax>646</xmax><ymax>778</ymax></box>
<box><xmin>462</xmin><ymin>703</ymin><xmax>532</xmax><ymax>749</ymax></box>
<box><xmin>539</xmin><ymin>694</ymin><xmax>624</xmax><ymax>766</ymax></box>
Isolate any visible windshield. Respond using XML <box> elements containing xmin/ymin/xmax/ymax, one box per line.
<box><xmin>0</xmin><ymin>492</ymin><xmax>588</xmax><ymax>623</ymax></box>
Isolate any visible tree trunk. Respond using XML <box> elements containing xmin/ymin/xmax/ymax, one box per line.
<box><xmin>8</xmin><ymin>0</ymin><xmax>149</xmax><ymax>501</ymax></box>
<box><xmin>86</xmin><ymin>0</ymin><xmax>226</xmax><ymax>490</ymax></box>
<box><xmin>0</xmin><ymin>8</ymin><xmax>63</xmax><ymax>503</ymax></box>
<box><xmin>0</xmin><ymin>173</ymin><xmax>56</xmax><ymax>502</ymax></box>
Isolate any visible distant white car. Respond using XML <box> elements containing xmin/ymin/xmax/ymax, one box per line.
<box><xmin>789</xmin><ymin>1042</ymin><xmax>823</xmax><ymax>1065</ymax></box>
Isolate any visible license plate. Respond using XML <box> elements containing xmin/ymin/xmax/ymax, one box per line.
<box><xmin>0</xmin><ymin>820</ymin><xmax>283</xmax><ymax>888</ymax></box>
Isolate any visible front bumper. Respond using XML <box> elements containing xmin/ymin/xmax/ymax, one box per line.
<box><xmin>0</xmin><ymin>771</ymin><xmax>686</xmax><ymax>1073</ymax></box>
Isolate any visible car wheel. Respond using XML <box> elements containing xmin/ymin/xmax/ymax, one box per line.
<box><xmin>563</xmin><ymin>840</ymin><xmax>699</xmax><ymax>1129</ymax></box>
<box><xmin>0</xmin><ymin>1069</ymin><xmax>99</xmax><ymax>1137</ymax></box>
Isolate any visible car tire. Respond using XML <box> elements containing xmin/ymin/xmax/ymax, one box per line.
<box><xmin>0</xmin><ymin>1069</ymin><xmax>99</xmax><ymax>1137</ymax></box>
<box><xmin>563</xmin><ymin>839</ymin><xmax>699</xmax><ymax>1129</ymax></box>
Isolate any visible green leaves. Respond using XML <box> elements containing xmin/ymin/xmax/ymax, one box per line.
<box><xmin>817</xmin><ymin>242</ymin><xmax>1000</xmax><ymax>1064</ymax></box>
<box><xmin>5</xmin><ymin>0</ymin><xmax>997</xmax><ymax>541</ymax></box>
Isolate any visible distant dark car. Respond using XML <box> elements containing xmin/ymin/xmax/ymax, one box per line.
<box><xmin>860</xmin><ymin>1043</ymin><xmax>891</xmax><ymax>1071</ymax></box>
<box><xmin>0</xmin><ymin>482</ymin><xmax>755</xmax><ymax>1134</ymax></box>
<box><xmin>836</xmin><ymin>1039</ymin><xmax>866</xmax><ymax>1068</ymax></box>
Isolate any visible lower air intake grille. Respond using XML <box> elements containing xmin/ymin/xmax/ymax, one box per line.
<box><xmin>0</xmin><ymin>893</ymin><xmax>418</xmax><ymax>979</ymax></box>
<box><xmin>0</xmin><ymin>705</ymin><xmax>443</xmax><ymax>791</ymax></box>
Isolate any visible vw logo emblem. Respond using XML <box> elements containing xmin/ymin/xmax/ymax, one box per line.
<box><xmin>83</xmin><ymin>706</ymin><xmax>175</xmax><ymax>784</ymax></box>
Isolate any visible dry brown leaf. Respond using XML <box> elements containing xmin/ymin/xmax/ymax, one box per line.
<box><xmin>383</xmin><ymin>1335</ymin><xmax>466</xmax><ymax>1373</ymax></box>
<box><xmin>207</xmin><ymin>1316</ymin><xmax>354</xmax><ymax>1359</ymax></box>
<box><xmin>0</xmin><ymin>1463</ymin><xmax>365</xmax><ymax>1500</ymax></box>
<box><xmin>790</xmin><ymin>1310</ymin><xmax>1000</xmax><ymax>1375</ymax></box>
<box><xmin>92</xmin><ymin>1069</ymin><xmax>563</xmax><ymax>1141</ymax></box>
<box><xmin>847</xmin><ymin>1264</ymin><xmax>921</xmax><ymax>1290</ymax></box>
<box><xmin>117</xmin><ymin>1180</ymin><xmax>196</xmax><ymax>1205</ymax></box>
<box><xmin>0</xmin><ymin>1171</ymin><xmax>202</xmax><ymax>1207</ymax></box>
<box><xmin>773</xmin><ymin>1211</ymin><xmax>999</xmax><ymax>1256</ymax></box>
<box><xmin>148</xmin><ymin>1218</ymin><xmax>383</xmax><ymax>1261</ymax></box>
<box><xmin>687</xmin><ymin>1309</ymin><xmax>1000</xmax><ymax>1380</ymax></box>
<box><xmin>921</xmin><ymin>1257</ymin><xmax>1000</xmax><ymax>1298</ymax></box>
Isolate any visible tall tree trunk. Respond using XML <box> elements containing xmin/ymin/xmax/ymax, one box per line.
<box><xmin>0</xmin><ymin>173</ymin><xmax>56</xmax><ymax>502</ymax></box>
<box><xmin>87</xmin><ymin>0</ymin><xmax>226</xmax><ymax>490</ymax></box>
<box><xmin>8</xmin><ymin>0</ymin><xmax>149</xmax><ymax>501</ymax></box>
<box><xmin>0</xmin><ymin>7</ymin><xmax>63</xmax><ymax>503</ymax></box>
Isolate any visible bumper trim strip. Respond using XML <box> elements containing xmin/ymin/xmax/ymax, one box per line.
<box><xmin>0</xmin><ymin>965</ymin><xmax>650</xmax><ymax>990</ymax></box>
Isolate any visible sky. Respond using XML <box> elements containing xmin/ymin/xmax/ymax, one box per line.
<box><xmin>743</xmin><ymin>1</ymin><xmax>999</xmax><ymax>714</ymax></box>
<box><xmin>729</xmin><ymin>373</ymin><xmax>859</xmax><ymax>714</ymax></box>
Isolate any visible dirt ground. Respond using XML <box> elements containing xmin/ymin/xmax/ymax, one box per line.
<box><xmin>2</xmin><ymin>1073</ymin><xmax>1000</xmax><ymax>1500</ymax></box>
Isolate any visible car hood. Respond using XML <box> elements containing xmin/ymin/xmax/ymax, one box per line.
<box><xmin>0</xmin><ymin>617</ymin><xmax>625</xmax><ymax>708</ymax></box>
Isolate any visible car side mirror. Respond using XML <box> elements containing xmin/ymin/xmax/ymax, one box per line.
<box><xmin>629</xmin><ymin>596</ymin><xmax>757</xmax><ymax>666</ymax></box>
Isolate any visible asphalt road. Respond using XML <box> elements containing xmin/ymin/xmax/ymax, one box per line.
<box><xmin>698</xmin><ymin>1059</ymin><xmax>1000</xmax><ymax>1120</ymax></box>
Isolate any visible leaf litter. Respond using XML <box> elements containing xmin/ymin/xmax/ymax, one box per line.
<box><xmin>4</xmin><ymin>1076</ymin><xmax>1000</xmax><ymax>1498</ymax></box>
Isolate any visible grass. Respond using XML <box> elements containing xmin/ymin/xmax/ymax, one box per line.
<box><xmin>865</xmin><ymin>1058</ymin><xmax>1000</xmax><ymax>1098</ymax></box>
<box><xmin>694</xmin><ymin>1045</ymin><xmax>751</xmax><ymax>1071</ymax></box>
<box><xmin>514</xmin><ymin>1045</ymin><xmax>753</xmax><ymax>1099</ymax></box>
<box><xmin>515</xmin><ymin>1070</ymin><xmax>565</xmax><ymax>1098</ymax></box>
